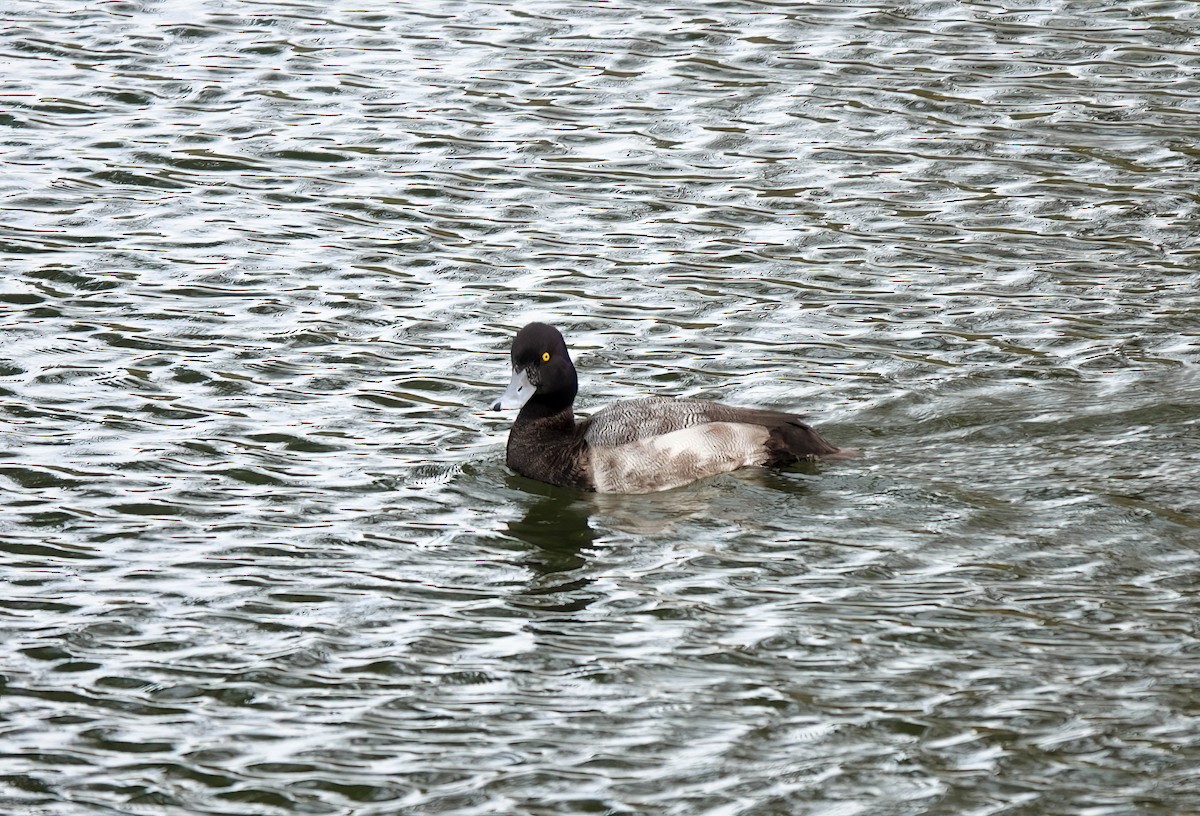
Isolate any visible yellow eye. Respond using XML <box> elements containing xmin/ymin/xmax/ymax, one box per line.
<box><xmin>541</xmin><ymin>352</ymin><xmax>551</xmax><ymax>362</ymax></box>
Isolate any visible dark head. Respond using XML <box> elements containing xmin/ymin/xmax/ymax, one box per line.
<box><xmin>490</xmin><ymin>322</ymin><xmax>578</xmax><ymax>417</ymax></box>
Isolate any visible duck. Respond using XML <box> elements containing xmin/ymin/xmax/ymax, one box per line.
<box><xmin>491</xmin><ymin>322</ymin><xmax>850</xmax><ymax>493</ymax></box>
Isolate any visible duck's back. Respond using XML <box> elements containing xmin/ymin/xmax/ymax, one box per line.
<box><xmin>581</xmin><ymin>397</ymin><xmax>729</xmax><ymax>446</ymax></box>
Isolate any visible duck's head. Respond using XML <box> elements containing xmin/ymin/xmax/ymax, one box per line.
<box><xmin>491</xmin><ymin>322</ymin><xmax>577</xmax><ymax>415</ymax></box>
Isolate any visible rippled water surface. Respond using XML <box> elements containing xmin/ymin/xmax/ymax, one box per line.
<box><xmin>3</xmin><ymin>1</ymin><xmax>1200</xmax><ymax>813</ymax></box>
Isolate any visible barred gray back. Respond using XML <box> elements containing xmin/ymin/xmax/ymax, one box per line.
<box><xmin>583</xmin><ymin>397</ymin><xmax>790</xmax><ymax>448</ymax></box>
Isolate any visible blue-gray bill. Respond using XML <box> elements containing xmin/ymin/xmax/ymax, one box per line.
<box><xmin>491</xmin><ymin>367</ymin><xmax>534</xmax><ymax>411</ymax></box>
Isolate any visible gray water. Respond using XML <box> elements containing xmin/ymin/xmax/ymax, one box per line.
<box><xmin>3</xmin><ymin>1</ymin><xmax>1199</xmax><ymax>814</ymax></box>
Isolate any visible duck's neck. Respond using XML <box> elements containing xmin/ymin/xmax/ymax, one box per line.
<box><xmin>517</xmin><ymin>367</ymin><xmax>577</xmax><ymax>421</ymax></box>
<box><xmin>515</xmin><ymin>402</ymin><xmax>576</xmax><ymax>433</ymax></box>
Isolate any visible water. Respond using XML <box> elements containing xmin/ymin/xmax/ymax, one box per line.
<box><xmin>3</xmin><ymin>1</ymin><xmax>1199</xmax><ymax>813</ymax></box>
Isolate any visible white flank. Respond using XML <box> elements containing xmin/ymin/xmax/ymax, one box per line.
<box><xmin>590</xmin><ymin>422</ymin><xmax>770</xmax><ymax>494</ymax></box>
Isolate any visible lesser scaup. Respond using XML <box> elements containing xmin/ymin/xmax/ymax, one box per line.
<box><xmin>491</xmin><ymin>322</ymin><xmax>851</xmax><ymax>493</ymax></box>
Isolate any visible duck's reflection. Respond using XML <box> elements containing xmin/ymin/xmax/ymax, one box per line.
<box><xmin>503</xmin><ymin>476</ymin><xmax>597</xmax><ymax>612</ymax></box>
<box><xmin>586</xmin><ymin>481</ymin><xmax>726</xmax><ymax>535</ymax></box>
<box><xmin>503</xmin><ymin>468</ymin><xmax>820</xmax><ymax>612</ymax></box>
<box><xmin>505</xmin><ymin>480</ymin><xmax>595</xmax><ymax>571</ymax></box>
